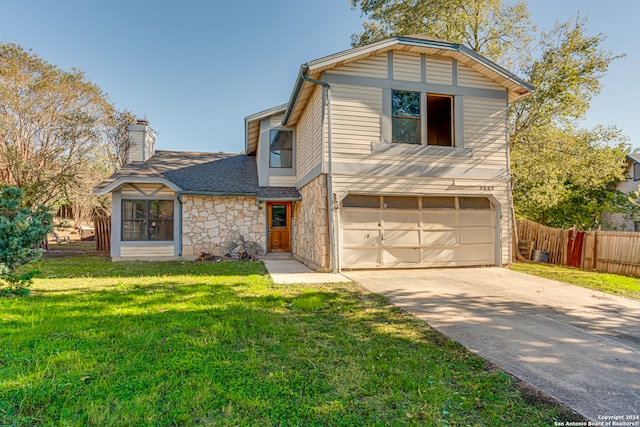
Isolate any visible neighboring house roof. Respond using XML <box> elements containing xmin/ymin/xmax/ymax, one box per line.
<box><xmin>94</xmin><ymin>150</ymin><xmax>301</xmax><ymax>200</ymax></box>
<box><xmin>627</xmin><ymin>153</ymin><xmax>640</xmax><ymax>164</ymax></box>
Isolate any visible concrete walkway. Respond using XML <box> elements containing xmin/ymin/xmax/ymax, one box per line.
<box><xmin>262</xmin><ymin>258</ymin><xmax>351</xmax><ymax>284</ymax></box>
<box><xmin>343</xmin><ymin>267</ymin><xmax>640</xmax><ymax>422</ymax></box>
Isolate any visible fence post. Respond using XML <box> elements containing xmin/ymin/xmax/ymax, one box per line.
<box><xmin>593</xmin><ymin>230</ymin><xmax>598</xmax><ymax>271</ymax></box>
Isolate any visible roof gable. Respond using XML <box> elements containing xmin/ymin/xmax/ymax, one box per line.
<box><xmin>282</xmin><ymin>35</ymin><xmax>534</xmax><ymax>126</ymax></box>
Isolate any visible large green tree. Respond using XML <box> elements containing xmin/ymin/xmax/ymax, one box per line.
<box><xmin>350</xmin><ymin>0</ymin><xmax>630</xmax><ymax>229</ymax></box>
<box><xmin>0</xmin><ymin>42</ymin><xmax>114</xmax><ymax>209</ymax></box>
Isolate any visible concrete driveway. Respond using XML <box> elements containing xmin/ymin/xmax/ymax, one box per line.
<box><xmin>343</xmin><ymin>267</ymin><xmax>640</xmax><ymax>422</ymax></box>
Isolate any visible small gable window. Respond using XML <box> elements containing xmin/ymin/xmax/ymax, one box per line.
<box><xmin>270</xmin><ymin>130</ymin><xmax>293</xmax><ymax>168</ymax></box>
<box><xmin>122</xmin><ymin>199</ymin><xmax>174</xmax><ymax>241</ymax></box>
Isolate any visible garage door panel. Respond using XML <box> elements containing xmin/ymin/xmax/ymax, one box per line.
<box><xmin>383</xmin><ymin>248</ymin><xmax>420</xmax><ymax>264</ymax></box>
<box><xmin>422</xmin><ymin>212</ymin><xmax>458</xmax><ymax>229</ymax></box>
<box><xmin>422</xmin><ymin>230</ymin><xmax>457</xmax><ymax>245</ymax></box>
<box><xmin>459</xmin><ymin>244</ymin><xmax>494</xmax><ymax>263</ymax></box>
<box><xmin>384</xmin><ymin>230</ymin><xmax>420</xmax><ymax>246</ymax></box>
<box><xmin>422</xmin><ymin>247</ymin><xmax>457</xmax><ymax>263</ymax></box>
<box><xmin>459</xmin><ymin>227</ymin><xmax>494</xmax><ymax>244</ymax></box>
<box><xmin>343</xmin><ymin>248</ymin><xmax>380</xmax><ymax>268</ymax></box>
<box><xmin>382</xmin><ymin>211</ymin><xmax>420</xmax><ymax>229</ymax></box>
<box><xmin>343</xmin><ymin>229</ymin><xmax>381</xmax><ymax>246</ymax></box>
<box><xmin>342</xmin><ymin>210</ymin><xmax>380</xmax><ymax>228</ymax></box>
<box><xmin>458</xmin><ymin>211</ymin><xmax>494</xmax><ymax>227</ymax></box>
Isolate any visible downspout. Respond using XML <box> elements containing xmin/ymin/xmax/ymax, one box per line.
<box><xmin>177</xmin><ymin>193</ymin><xmax>183</xmax><ymax>256</ymax></box>
<box><xmin>300</xmin><ymin>72</ymin><xmax>338</xmax><ymax>273</ymax></box>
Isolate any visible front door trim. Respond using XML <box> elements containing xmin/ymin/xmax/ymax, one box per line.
<box><xmin>267</xmin><ymin>202</ymin><xmax>292</xmax><ymax>253</ymax></box>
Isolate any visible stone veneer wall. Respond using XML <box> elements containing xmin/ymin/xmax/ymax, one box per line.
<box><xmin>293</xmin><ymin>174</ymin><xmax>330</xmax><ymax>271</ymax></box>
<box><xmin>182</xmin><ymin>196</ymin><xmax>266</xmax><ymax>257</ymax></box>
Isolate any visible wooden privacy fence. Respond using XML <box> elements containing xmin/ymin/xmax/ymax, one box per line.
<box><xmin>516</xmin><ymin>219</ymin><xmax>640</xmax><ymax>277</ymax></box>
<box><xmin>93</xmin><ymin>216</ymin><xmax>111</xmax><ymax>252</ymax></box>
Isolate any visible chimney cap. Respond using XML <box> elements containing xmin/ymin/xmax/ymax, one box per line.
<box><xmin>136</xmin><ymin>119</ymin><xmax>149</xmax><ymax>125</ymax></box>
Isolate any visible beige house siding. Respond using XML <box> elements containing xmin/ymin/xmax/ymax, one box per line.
<box><xmin>457</xmin><ymin>62</ymin><xmax>504</xmax><ymax>90</ymax></box>
<box><xmin>119</xmin><ymin>245</ymin><xmax>174</xmax><ymax>258</ymax></box>
<box><xmin>295</xmin><ymin>85</ymin><xmax>324</xmax><ymax>184</ymax></box>
<box><xmin>331</xmin><ymin>83</ymin><xmax>382</xmax><ymax>159</ymax></box>
<box><xmin>181</xmin><ymin>196</ymin><xmax>266</xmax><ymax>258</ymax></box>
<box><xmin>330</xmin><ymin>52</ymin><xmax>388</xmax><ymax>78</ymax></box>
<box><xmin>293</xmin><ymin>174</ymin><xmax>330</xmax><ymax>270</ymax></box>
<box><xmin>426</xmin><ymin>56</ymin><xmax>453</xmax><ymax>85</ymax></box>
<box><xmin>463</xmin><ymin>96</ymin><xmax>509</xmax><ymax>166</ymax></box>
<box><xmin>393</xmin><ymin>51</ymin><xmax>421</xmax><ymax>82</ymax></box>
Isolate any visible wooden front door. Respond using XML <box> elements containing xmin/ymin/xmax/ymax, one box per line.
<box><xmin>268</xmin><ymin>202</ymin><xmax>291</xmax><ymax>252</ymax></box>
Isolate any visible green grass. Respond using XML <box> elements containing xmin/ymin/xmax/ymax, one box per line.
<box><xmin>511</xmin><ymin>262</ymin><xmax>640</xmax><ymax>300</ymax></box>
<box><xmin>0</xmin><ymin>256</ymin><xmax>579</xmax><ymax>426</ymax></box>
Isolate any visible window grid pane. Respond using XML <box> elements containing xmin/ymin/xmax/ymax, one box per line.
<box><xmin>392</xmin><ymin>90</ymin><xmax>421</xmax><ymax>145</ymax></box>
<box><xmin>122</xmin><ymin>200</ymin><xmax>174</xmax><ymax>241</ymax></box>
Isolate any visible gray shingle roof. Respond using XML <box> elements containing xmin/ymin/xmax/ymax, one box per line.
<box><xmin>94</xmin><ymin>150</ymin><xmax>301</xmax><ymax>200</ymax></box>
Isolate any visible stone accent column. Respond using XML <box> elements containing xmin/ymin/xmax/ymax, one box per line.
<box><xmin>293</xmin><ymin>174</ymin><xmax>330</xmax><ymax>271</ymax></box>
<box><xmin>181</xmin><ymin>196</ymin><xmax>266</xmax><ymax>258</ymax></box>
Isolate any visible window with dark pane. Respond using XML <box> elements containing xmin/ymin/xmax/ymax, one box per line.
<box><xmin>427</xmin><ymin>94</ymin><xmax>454</xmax><ymax>147</ymax></box>
<box><xmin>392</xmin><ymin>90</ymin><xmax>421</xmax><ymax>145</ymax></box>
<box><xmin>383</xmin><ymin>196</ymin><xmax>419</xmax><ymax>209</ymax></box>
<box><xmin>342</xmin><ymin>195</ymin><xmax>380</xmax><ymax>208</ymax></box>
<box><xmin>122</xmin><ymin>199</ymin><xmax>174</xmax><ymax>241</ymax></box>
<box><xmin>271</xmin><ymin>204</ymin><xmax>287</xmax><ymax>228</ymax></box>
<box><xmin>422</xmin><ymin>197</ymin><xmax>456</xmax><ymax>209</ymax></box>
<box><xmin>269</xmin><ymin>130</ymin><xmax>293</xmax><ymax>168</ymax></box>
<box><xmin>458</xmin><ymin>197</ymin><xmax>492</xmax><ymax>210</ymax></box>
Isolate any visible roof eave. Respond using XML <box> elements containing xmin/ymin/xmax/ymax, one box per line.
<box><xmin>245</xmin><ymin>103</ymin><xmax>288</xmax><ymax>155</ymax></box>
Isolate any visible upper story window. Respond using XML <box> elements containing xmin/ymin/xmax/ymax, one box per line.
<box><xmin>427</xmin><ymin>94</ymin><xmax>453</xmax><ymax>147</ymax></box>
<box><xmin>634</xmin><ymin>162</ymin><xmax>640</xmax><ymax>181</ymax></box>
<box><xmin>391</xmin><ymin>90</ymin><xmax>454</xmax><ymax>147</ymax></box>
<box><xmin>269</xmin><ymin>129</ymin><xmax>293</xmax><ymax>168</ymax></box>
<box><xmin>392</xmin><ymin>90</ymin><xmax>421</xmax><ymax>144</ymax></box>
<box><xmin>122</xmin><ymin>199</ymin><xmax>174</xmax><ymax>241</ymax></box>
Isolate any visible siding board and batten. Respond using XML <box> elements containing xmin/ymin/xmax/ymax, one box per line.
<box><xmin>425</xmin><ymin>56</ymin><xmax>453</xmax><ymax>85</ymax></box>
<box><xmin>392</xmin><ymin>51</ymin><xmax>422</xmax><ymax>82</ymax></box>
<box><xmin>121</xmin><ymin>184</ymin><xmax>175</xmax><ymax>198</ymax></box>
<box><xmin>120</xmin><ymin>245</ymin><xmax>175</xmax><ymax>258</ymax></box>
<box><xmin>457</xmin><ymin>62</ymin><xmax>505</xmax><ymax>91</ymax></box>
<box><xmin>330</xmin><ymin>53</ymin><xmax>388</xmax><ymax>78</ymax></box>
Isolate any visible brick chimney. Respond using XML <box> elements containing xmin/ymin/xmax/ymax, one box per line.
<box><xmin>126</xmin><ymin>119</ymin><xmax>156</xmax><ymax>163</ymax></box>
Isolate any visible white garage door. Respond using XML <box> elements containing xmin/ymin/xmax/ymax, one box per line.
<box><xmin>341</xmin><ymin>195</ymin><xmax>496</xmax><ymax>269</ymax></box>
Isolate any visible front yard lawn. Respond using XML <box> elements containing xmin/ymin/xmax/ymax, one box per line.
<box><xmin>511</xmin><ymin>262</ymin><xmax>640</xmax><ymax>301</ymax></box>
<box><xmin>1</xmin><ymin>255</ymin><xmax>578</xmax><ymax>426</ymax></box>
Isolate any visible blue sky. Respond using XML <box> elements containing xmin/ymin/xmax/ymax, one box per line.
<box><xmin>1</xmin><ymin>0</ymin><xmax>638</xmax><ymax>153</ymax></box>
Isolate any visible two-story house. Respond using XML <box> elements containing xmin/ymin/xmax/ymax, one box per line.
<box><xmin>94</xmin><ymin>35</ymin><xmax>534</xmax><ymax>271</ymax></box>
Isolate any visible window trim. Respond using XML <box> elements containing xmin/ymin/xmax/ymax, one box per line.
<box><xmin>121</xmin><ymin>199</ymin><xmax>174</xmax><ymax>242</ymax></box>
<box><xmin>388</xmin><ymin>89</ymin><xmax>457</xmax><ymax>148</ymax></box>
